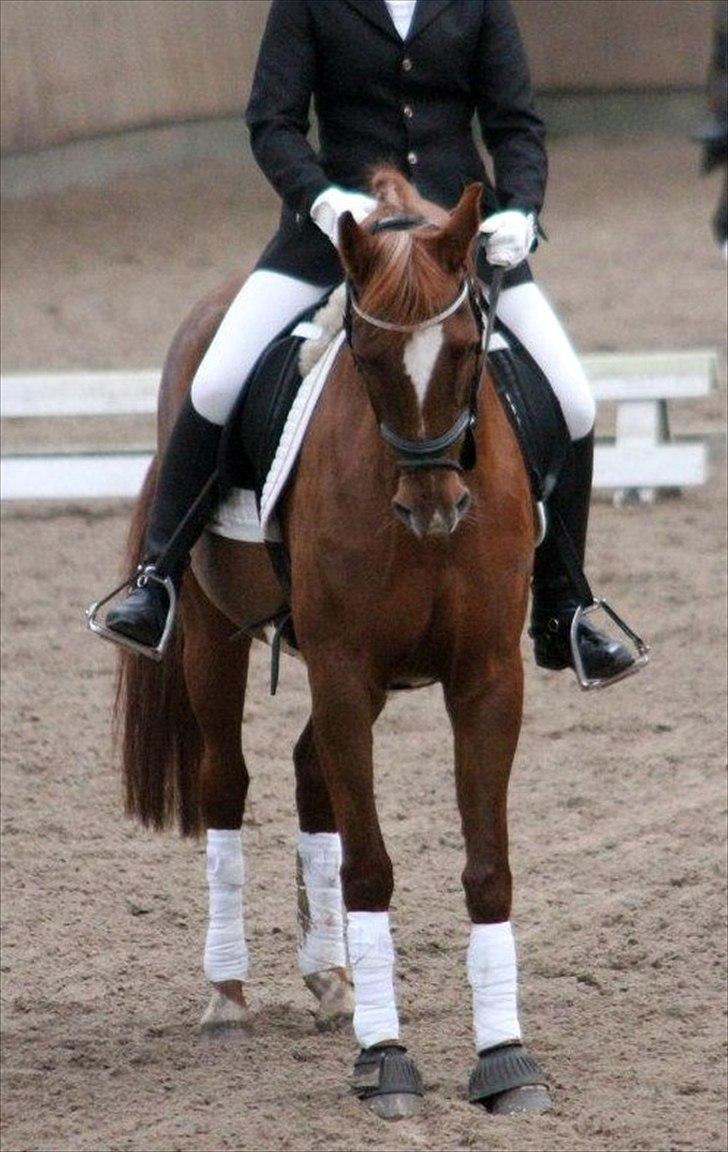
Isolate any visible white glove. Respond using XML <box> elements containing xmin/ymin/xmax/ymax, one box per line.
<box><xmin>479</xmin><ymin>209</ymin><xmax>536</xmax><ymax>270</ymax></box>
<box><xmin>310</xmin><ymin>185</ymin><xmax>377</xmax><ymax>247</ymax></box>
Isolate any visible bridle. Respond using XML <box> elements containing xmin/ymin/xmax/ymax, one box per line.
<box><xmin>343</xmin><ymin>214</ymin><xmax>491</xmax><ymax>474</ymax></box>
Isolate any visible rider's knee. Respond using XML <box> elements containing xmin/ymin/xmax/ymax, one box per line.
<box><xmin>190</xmin><ymin>364</ymin><xmax>240</xmax><ymax>425</ymax></box>
<box><xmin>563</xmin><ymin>378</ymin><xmax>596</xmax><ymax>441</ymax></box>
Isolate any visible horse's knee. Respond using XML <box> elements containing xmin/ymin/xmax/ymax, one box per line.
<box><xmin>462</xmin><ymin>859</ymin><xmax>512</xmax><ymax>923</ymax></box>
<box><xmin>294</xmin><ymin>722</ymin><xmax>337</xmax><ymax>834</ymax></box>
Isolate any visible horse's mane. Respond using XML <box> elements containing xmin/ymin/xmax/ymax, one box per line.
<box><xmin>359</xmin><ymin>167</ymin><xmax>462</xmax><ymax>326</ymax></box>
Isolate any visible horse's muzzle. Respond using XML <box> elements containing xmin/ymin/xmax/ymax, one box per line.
<box><xmin>392</xmin><ymin>476</ymin><xmax>472</xmax><ymax>538</ymax></box>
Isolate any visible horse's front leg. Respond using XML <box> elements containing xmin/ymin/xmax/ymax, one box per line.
<box><xmin>293</xmin><ymin>718</ymin><xmax>353</xmax><ymax>1030</ymax></box>
<box><xmin>445</xmin><ymin>662</ymin><xmax>552</xmax><ymax>1115</ymax></box>
<box><xmin>306</xmin><ymin>653</ymin><xmax>424</xmax><ymax>1118</ymax></box>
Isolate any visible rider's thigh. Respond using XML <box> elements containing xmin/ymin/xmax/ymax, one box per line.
<box><xmin>497</xmin><ymin>281</ymin><xmax>596</xmax><ymax>441</ymax></box>
<box><xmin>191</xmin><ymin>270</ymin><xmax>332</xmax><ymax>425</ymax></box>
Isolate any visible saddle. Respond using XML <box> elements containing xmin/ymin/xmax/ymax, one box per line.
<box><xmin>218</xmin><ymin>297</ymin><xmax>335</xmax><ymax>500</ymax></box>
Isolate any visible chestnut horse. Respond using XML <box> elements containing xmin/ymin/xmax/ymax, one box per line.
<box><xmin>115</xmin><ymin>172</ymin><xmax>549</xmax><ymax>1117</ymax></box>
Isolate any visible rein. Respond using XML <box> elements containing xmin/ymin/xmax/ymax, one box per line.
<box><xmin>344</xmin><ymin>214</ymin><xmax>498</xmax><ymax>474</ymax></box>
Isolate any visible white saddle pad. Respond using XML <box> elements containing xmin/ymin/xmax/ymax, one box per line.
<box><xmin>207</xmin><ymin>329</ymin><xmax>347</xmax><ymax>544</ymax></box>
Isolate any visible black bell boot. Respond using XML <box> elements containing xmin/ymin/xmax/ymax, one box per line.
<box><xmin>529</xmin><ymin>431</ymin><xmax>635</xmax><ymax>682</ymax></box>
<box><xmin>105</xmin><ymin>395</ymin><xmax>223</xmax><ymax>650</ymax></box>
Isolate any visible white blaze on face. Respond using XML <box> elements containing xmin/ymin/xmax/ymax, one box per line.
<box><xmin>403</xmin><ymin>324</ymin><xmax>444</xmax><ymax>415</ymax></box>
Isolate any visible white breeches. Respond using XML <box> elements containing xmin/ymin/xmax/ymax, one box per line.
<box><xmin>190</xmin><ymin>269</ymin><xmax>595</xmax><ymax>442</ymax></box>
<box><xmin>495</xmin><ymin>281</ymin><xmax>596</xmax><ymax>441</ymax></box>
<box><xmin>190</xmin><ymin>270</ymin><xmax>331</xmax><ymax>425</ymax></box>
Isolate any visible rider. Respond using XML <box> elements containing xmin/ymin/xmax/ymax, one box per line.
<box><xmin>103</xmin><ymin>0</ymin><xmax>634</xmax><ymax>682</ymax></box>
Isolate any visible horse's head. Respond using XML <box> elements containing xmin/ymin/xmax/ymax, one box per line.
<box><xmin>339</xmin><ymin>177</ymin><xmax>484</xmax><ymax>538</ymax></box>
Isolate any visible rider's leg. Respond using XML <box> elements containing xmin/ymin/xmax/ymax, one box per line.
<box><xmin>496</xmin><ymin>281</ymin><xmax>634</xmax><ymax>680</ymax></box>
<box><xmin>105</xmin><ymin>270</ymin><xmax>331</xmax><ymax>649</ymax></box>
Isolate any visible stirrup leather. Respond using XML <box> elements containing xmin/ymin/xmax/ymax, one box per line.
<box><xmin>571</xmin><ymin>599</ymin><xmax>650</xmax><ymax>691</ymax></box>
<box><xmin>85</xmin><ymin>565</ymin><xmax>177</xmax><ymax>661</ymax></box>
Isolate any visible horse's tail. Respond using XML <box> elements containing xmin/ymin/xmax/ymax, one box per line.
<box><xmin>113</xmin><ymin>458</ymin><xmax>203</xmax><ymax>837</ymax></box>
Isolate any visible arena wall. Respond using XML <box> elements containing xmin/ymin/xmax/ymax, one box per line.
<box><xmin>0</xmin><ymin>0</ymin><xmax>716</xmax><ymax>155</ymax></box>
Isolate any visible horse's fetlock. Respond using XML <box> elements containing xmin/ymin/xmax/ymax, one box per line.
<box><xmin>342</xmin><ymin>858</ymin><xmax>393</xmax><ymax>910</ymax></box>
<box><xmin>462</xmin><ymin>861</ymin><xmax>511</xmax><ymax>922</ymax></box>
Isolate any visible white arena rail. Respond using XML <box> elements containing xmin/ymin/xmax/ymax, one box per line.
<box><xmin>0</xmin><ymin>351</ymin><xmax>718</xmax><ymax>503</ymax></box>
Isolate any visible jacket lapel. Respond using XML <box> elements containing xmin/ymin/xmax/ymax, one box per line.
<box><xmin>342</xmin><ymin>0</ymin><xmax>401</xmax><ymax>41</ymax></box>
<box><xmin>407</xmin><ymin>0</ymin><xmax>458</xmax><ymax>41</ymax></box>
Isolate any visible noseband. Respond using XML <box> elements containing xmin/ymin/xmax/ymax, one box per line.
<box><xmin>344</xmin><ymin>215</ymin><xmax>486</xmax><ymax>474</ymax></box>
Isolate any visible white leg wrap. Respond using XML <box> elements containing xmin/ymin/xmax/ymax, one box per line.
<box><xmin>203</xmin><ymin>829</ymin><xmax>248</xmax><ymax>984</ymax></box>
<box><xmin>296</xmin><ymin>832</ymin><xmax>347</xmax><ymax>977</ymax></box>
<box><xmin>467</xmin><ymin>921</ymin><xmax>522</xmax><ymax>1054</ymax></box>
<box><xmin>347</xmin><ymin>911</ymin><xmax>400</xmax><ymax>1049</ymax></box>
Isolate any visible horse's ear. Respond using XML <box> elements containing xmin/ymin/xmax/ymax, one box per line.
<box><xmin>338</xmin><ymin>211</ymin><xmax>379</xmax><ymax>287</ymax></box>
<box><xmin>423</xmin><ymin>183</ymin><xmax>483</xmax><ymax>272</ymax></box>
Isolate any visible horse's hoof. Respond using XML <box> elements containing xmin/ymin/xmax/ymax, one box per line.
<box><xmin>351</xmin><ymin>1043</ymin><xmax>424</xmax><ymax>1120</ymax></box>
<box><xmin>488</xmin><ymin>1085</ymin><xmax>553</xmax><ymax>1115</ymax></box>
<box><xmin>367</xmin><ymin>1091</ymin><xmax>423</xmax><ymax>1119</ymax></box>
<box><xmin>468</xmin><ymin>1042</ymin><xmax>549</xmax><ymax>1112</ymax></box>
<box><xmin>199</xmin><ymin>980</ymin><xmax>252</xmax><ymax>1033</ymax></box>
<box><xmin>304</xmin><ymin>967</ymin><xmax>354</xmax><ymax>1031</ymax></box>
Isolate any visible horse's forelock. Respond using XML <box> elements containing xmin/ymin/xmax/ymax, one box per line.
<box><xmin>359</xmin><ymin>227</ymin><xmax>457</xmax><ymax>325</ymax></box>
<box><xmin>357</xmin><ymin>167</ymin><xmax>465</xmax><ymax>324</ymax></box>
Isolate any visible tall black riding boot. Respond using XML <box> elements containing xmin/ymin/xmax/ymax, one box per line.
<box><xmin>105</xmin><ymin>395</ymin><xmax>222</xmax><ymax>650</ymax></box>
<box><xmin>529</xmin><ymin>431</ymin><xmax>634</xmax><ymax>681</ymax></box>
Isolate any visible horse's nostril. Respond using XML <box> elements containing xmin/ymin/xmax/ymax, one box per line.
<box><xmin>392</xmin><ymin>501</ymin><xmax>413</xmax><ymax>526</ymax></box>
<box><xmin>456</xmin><ymin>492</ymin><xmax>472</xmax><ymax>515</ymax></box>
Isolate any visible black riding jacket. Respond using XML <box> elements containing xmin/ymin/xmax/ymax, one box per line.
<box><xmin>246</xmin><ymin>0</ymin><xmax>547</xmax><ymax>286</ymax></box>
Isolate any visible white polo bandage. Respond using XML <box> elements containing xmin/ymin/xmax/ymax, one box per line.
<box><xmin>467</xmin><ymin>921</ymin><xmax>522</xmax><ymax>1053</ymax></box>
<box><xmin>347</xmin><ymin>911</ymin><xmax>400</xmax><ymax>1049</ymax></box>
<box><xmin>296</xmin><ymin>831</ymin><xmax>347</xmax><ymax>976</ymax></box>
<box><xmin>203</xmin><ymin>828</ymin><xmax>249</xmax><ymax>983</ymax></box>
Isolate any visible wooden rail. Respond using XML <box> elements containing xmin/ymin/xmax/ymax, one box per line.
<box><xmin>0</xmin><ymin>350</ymin><xmax>717</xmax><ymax>503</ymax></box>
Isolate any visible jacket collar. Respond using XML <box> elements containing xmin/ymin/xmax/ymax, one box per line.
<box><xmin>407</xmin><ymin>0</ymin><xmax>458</xmax><ymax>42</ymax></box>
<box><xmin>342</xmin><ymin>0</ymin><xmax>458</xmax><ymax>44</ymax></box>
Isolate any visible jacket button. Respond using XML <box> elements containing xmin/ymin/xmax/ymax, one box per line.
<box><xmin>407</xmin><ymin>150</ymin><xmax>418</xmax><ymax>166</ymax></box>
<box><xmin>402</xmin><ymin>56</ymin><xmax>413</xmax><ymax>71</ymax></box>
<box><xmin>403</xmin><ymin>104</ymin><xmax>414</xmax><ymax>118</ymax></box>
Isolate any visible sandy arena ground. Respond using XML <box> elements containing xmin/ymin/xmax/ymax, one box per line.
<box><xmin>1</xmin><ymin>135</ymin><xmax>726</xmax><ymax>1152</ymax></box>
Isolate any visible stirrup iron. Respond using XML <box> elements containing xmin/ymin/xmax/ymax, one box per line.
<box><xmin>570</xmin><ymin>599</ymin><xmax>650</xmax><ymax>691</ymax></box>
<box><xmin>85</xmin><ymin>566</ymin><xmax>177</xmax><ymax>661</ymax></box>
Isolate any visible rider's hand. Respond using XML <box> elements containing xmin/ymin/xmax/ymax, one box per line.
<box><xmin>479</xmin><ymin>209</ymin><xmax>536</xmax><ymax>270</ymax></box>
<box><xmin>311</xmin><ymin>185</ymin><xmax>378</xmax><ymax>247</ymax></box>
